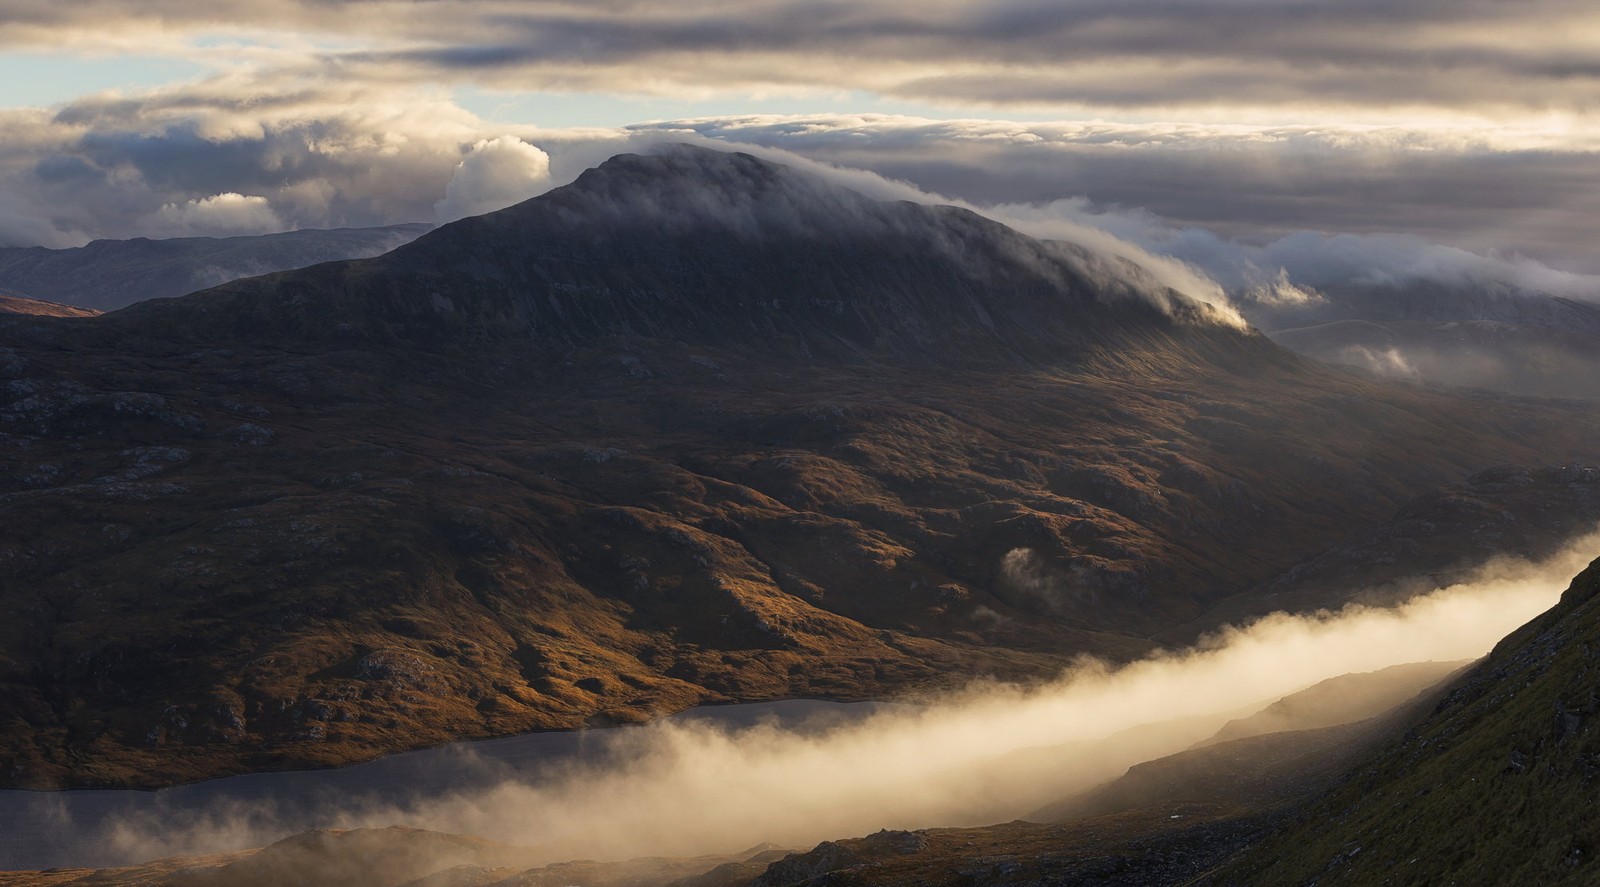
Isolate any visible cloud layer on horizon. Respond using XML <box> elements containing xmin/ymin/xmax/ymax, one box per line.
<box><xmin>5</xmin><ymin>1</ymin><xmax>1600</xmax><ymax>119</ymax></box>
<box><xmin>637</xmin><ymin>115</ymin><xmax>1600</xmax><ymax>276</ymax></box>
<box><xmin>2</xmin><ymin>0</ymin><xmax>1597</xmax><ymax>292</ymax></box>
<box><xmin>4</xmin><ymin>86</ymin><xmax>1600</xmax><ymax>331</ymax></box>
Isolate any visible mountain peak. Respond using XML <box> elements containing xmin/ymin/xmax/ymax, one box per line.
<box><xmin>519</xmin><ymin>144</ymin><xmax>907</xmax><ymax>241</ymax></box>
<box><xmin>110</xmin><ymin>145</ymin><xmax>1251</xmax><ymax>364</ymax></box>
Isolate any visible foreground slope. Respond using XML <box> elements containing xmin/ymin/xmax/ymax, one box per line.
<box><xmin>1214</xmin><ymin>555</ymin><xmax>1600</xmax><ymax>885</ymax></box>
<box><xmin>3</xmin><ymin>146</ymin><xmax>1599</xmax><ymax>788</ymax></box>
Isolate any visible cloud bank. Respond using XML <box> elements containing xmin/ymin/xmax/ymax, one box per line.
<box><xmin>146</xmin><ymin>191</ymin><xmax>283</xmax><ymax>237</ymax></box>
<box><xmin>81</xmin><ymin>530</ymin><xmax>1600</xmax><ymax>869</ymax></box>
<box><xmin>4</xmin><ymin>78</ymin><xmax>1598</xmax><ymax>342</ymax></box>
<box><xmin>434</xmin><ymin>136</ymin><xmax>554</xmax><ymax>223</ymax></box>
<box><xmin>6</xmin><ymin>1</ymin><xmax>1600</xmax><ymax>118</ymax></box>
<box><xmin>641</xmin><ymin>114</ymin><xmax>1600</xmax><ymax>278</ymax></box>
<box><xmin>0</xmin><ymin>82</ymin><xmax>570</xmax><ymax>246</ymax></box>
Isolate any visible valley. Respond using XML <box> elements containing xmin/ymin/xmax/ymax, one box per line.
<box><xmin>3</xmin><ymin>146</ymin><xmax>1599</xmax><ymax>885</ymax></box>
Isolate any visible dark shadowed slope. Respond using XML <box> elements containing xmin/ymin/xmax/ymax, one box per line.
<box><xmin>1169</xmin><ymin>465</ymin><xmax>1600</xmax><ymax>638</ymax></box>
<box><xmin>0</xmin><ymin>224</ymin><xmax>430</xmax><ymax>312</ymax></box>
<box><xmin>1214</xmin><ymin>556</ymin><xmax>1600</xmax><ymax>885</ymax></box>
<box><xmin>1029</xmin><ymin>661</ymin><xmax>1467</xmax><ymax>824</ymax></box>
<box><xmin>111</xmin><ymin>146</ymin><xmax>1241</xmax><ymax>360</ymax></box>
<box><xmin>4</xmin><ymin>145</ymin><xmax>1600</xmax><ymax>789</ymax></box>
<box><xmin>1196</xmin><ymin>660</ymin><xmax>1469</xmax><ymax>748</ymax></box>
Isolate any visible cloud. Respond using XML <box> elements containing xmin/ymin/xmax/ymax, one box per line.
<box><xmin>5</xmin><ymin>1</ymin><xmax>1600</xmax><ymax>121</ymax></box>
<box><xmin>434</xmin><ymin>136</ymin><xmax>553</xmax><ymax>223</ymax></box>
<box><xmin>0</xmin><ymin>89</ymin><xmax>1248</xmax><ymax>324</ymax></box>
<box><xmin>615</xmin><ymin>139</ymin><xmax>1245</xmax><ymax>324</ymax></box>
<box><xmin>637</xmin><ymin>114</ymin><xmax>1600</xmax><ymax>277</ymax></box>
<box><xmin>1337</xmin><ymin>345</ymin><xmax>1421</xmax><ymax>382</ymax></box>
<box><xmin>146</xmin><ymin>191</ymin><xmax>284</xmax><ymax>237</ymax></box>
<box><xmin>3</xmin><ymin>78</ymin><xmax>1596</xmax><ymax>336</ymax></box>
<box><xmin>0</xmin><ymin>81</ymin><xmax>538</xmax><ymax>245</ymax></box>
<box><xmin>75</xmin><ymin>529</ymin><xmax>1600</xmax><ymax>869</ymax></box>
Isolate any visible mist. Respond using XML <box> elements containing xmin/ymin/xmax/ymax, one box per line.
<box><xmin>1270</xmin><ymin>319</ymin><xmax>1600</xmax><ymax>399</ymax></box>
<box><xmin>68</xmin><ymin>529</ymin><xmax>1600</xmax><ymax>870</ymax></box>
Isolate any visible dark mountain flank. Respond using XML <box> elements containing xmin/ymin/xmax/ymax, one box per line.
<box><xmin>0</xmin><ymin>223</ymin><xmax>430</xmax><ymax>312</ymax></box>
<box><xmin>2</xmin><ymin>145</ymin><xmax>1599</xmax><ymax>788</ymax></box>
<box><xmin>1212</xmin><ymin>556</ymin><xmax>1600</xmax><ymax>886</ymax></box>
<box><xmin>113</xmin><ymin>146</ymin><xmax>1238</xmax><ymax>358</ymax></box>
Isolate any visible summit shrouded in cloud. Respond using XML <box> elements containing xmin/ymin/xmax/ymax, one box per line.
<box><xmin>0</xmin><ymin>0</ymin><xmax>1596</xmax><ymax>285</ymax></box>
<box><xmin>2</xmin><ymin>1</ymin><xmax>1598</xmax><ymax>402</ymax></box>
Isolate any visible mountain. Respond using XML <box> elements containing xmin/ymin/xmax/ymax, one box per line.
<box><xmin>1195</xmin><ymin>660</ymin><xmax>1469</xmax><ymax>747</ymax></box>
<box><xmin>1238</xmin><ymin>281</ymin><xmax>1600</xmax><ymax>399</ymax></box>
<box><xmin>0</xmin><ymin>223</ymin><xmax>431</xmax><ymax>312</ymax></box>
<box><xmin>1167</xmin><ymin>464</ymin><xmax>1600</xmax><ymax>636</ymax></box>
<box><xmin>4</xmin><ymin>145</ymin><xmax>1600</xmax><ymax>789</ymax></box>
<box><xmin>112</xmin><ymin>147</ymin><xmax>1236</xmax><ymax>354</ymax></box>
<box><xmin>1213</xmin><ymin>555</ymin><xmax>1600</xmax><ymax>885</ymax></box>
<box><xmin>1028</xmin><ymin>661</ymin><xmax>1467</xmax><ymax>824</ymax></box>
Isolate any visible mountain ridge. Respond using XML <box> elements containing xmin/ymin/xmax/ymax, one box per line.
<box><xmin>4</xmin><ymin>146</ymin><xmax>1600</xmax><ymax>789</ymax></box>
<box><xmin>108</xmin><ymin>147</ymin><xmax>1249</xmax><ymax>367</ymax></box>
<box><xmin>0</xmin><ymin>223</ymin><xmax>431</xmax><ymax>312</ymax></box>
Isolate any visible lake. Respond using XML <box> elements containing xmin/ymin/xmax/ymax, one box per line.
<box><xmin>0</xmin><ymin>698</ymin><xmax>894</xmax><ymax>870</ymax></box>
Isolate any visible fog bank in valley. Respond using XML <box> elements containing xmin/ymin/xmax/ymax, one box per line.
<box><xmin>81</xmin><ymin>530</ymin><xmax>1600</xmax><ymax>869</ymax></box>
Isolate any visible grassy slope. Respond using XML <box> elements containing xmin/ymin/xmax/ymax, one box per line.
<box><xmin>1213</xmin><ymin>556</ymin><xmax>1600</xmax><ymax>885</ymax></box>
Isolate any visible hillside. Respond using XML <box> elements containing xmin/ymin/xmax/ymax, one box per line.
<box><xmin>1212</xmin><ymin>555</ymin><xmax>1600</xmax><ymax>885</ymax></box>
<box><xmin>4</xmin><ymin>145</ymin><xmax>1600</xmax><ymax>789</ymax></box>
<box><xmin>0</xmin><ymin>224</ymin><xmax>430</xmax><ymax>312</ymax></box>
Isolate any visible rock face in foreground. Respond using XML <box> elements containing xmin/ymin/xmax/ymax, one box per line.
<box><xmin>3</xmin><ymin>146</ymin><xmax>1600</xmax><ymax>789</ymax></box>
<box><xmin>1217</xmin><ymin>556</ymin><xmax>1600</xmax><ymax>885</ymax></box>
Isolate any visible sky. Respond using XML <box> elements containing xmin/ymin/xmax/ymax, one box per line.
<box><xmin>1</xmin><ymin>0</ymin><xmax>1598</xmax><ymax>285</ymax></box>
